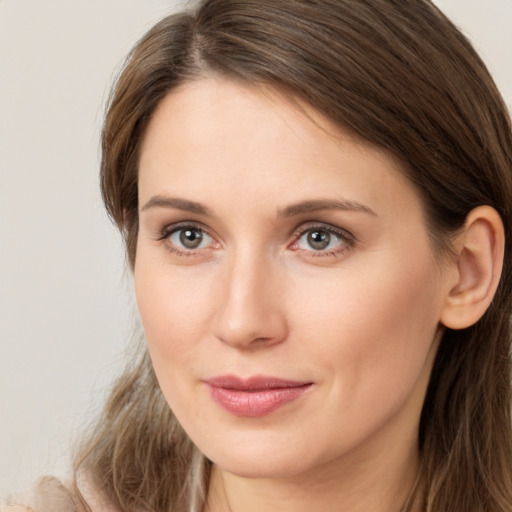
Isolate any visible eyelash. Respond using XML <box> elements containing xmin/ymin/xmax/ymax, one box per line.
<box><xmin>157</xmin><ymin>222</ymin><xmax>356</xmax><ymax>258</ymax></box>
<box><xmin>158</xmin><ymin>222</ymin><xmax>216</xmax><ymax>257</ymax></box>
<box><xmin>289</xmin><ymin>223</ymin><xmax>355</xmax><ymax>258</ymax></box>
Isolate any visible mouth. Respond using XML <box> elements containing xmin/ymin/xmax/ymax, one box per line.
<box><xmin>204</xmin><ymin>375</ymin><xmax>313</xmax><ymax>417</ymax></box>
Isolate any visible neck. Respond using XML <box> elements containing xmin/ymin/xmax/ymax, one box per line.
<box><xmin>205</xmin><ymin>433</ymin><xmax>419</xmax><ymax>512</ymax></box>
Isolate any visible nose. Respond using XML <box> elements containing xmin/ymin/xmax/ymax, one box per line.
<box><xmin>213</xmin><ymin>250</ymin><xmax>288</xmax><ymax>350</ymax></box>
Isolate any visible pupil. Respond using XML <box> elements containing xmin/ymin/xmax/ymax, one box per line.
<box><xmin>180</xmin><ymin>229</ymin><xmax>203</xmax><ymax>249</ymax></box>
<box><xmin>308</xmin><ymin>230</ymin><xmax>330</xmax><ymax>250</ymax></box>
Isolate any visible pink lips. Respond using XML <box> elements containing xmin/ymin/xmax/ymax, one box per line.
<box><xmin>205</xmin><ymin>375</ymin><xmax>312</xmax><ymax>417</ymax></box>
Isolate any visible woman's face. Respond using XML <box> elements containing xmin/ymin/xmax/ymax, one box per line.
<box><xmin>135</xmin><ymin>77</ymin><xmax>451</xmax><ymax>479</ymax></box>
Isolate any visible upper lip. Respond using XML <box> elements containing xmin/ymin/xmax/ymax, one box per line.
<box><xmin>204</xmin><ymin>375</ymin><xmax>312</xmax><ymax>391</ymax></box>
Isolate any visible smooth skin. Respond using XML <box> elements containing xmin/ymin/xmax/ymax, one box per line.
<box><xmin>134</xmin><ymin>77</ymin><xmax>504</xmax><ymax>512</ymax></box>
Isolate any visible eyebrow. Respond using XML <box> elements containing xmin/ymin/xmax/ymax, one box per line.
<box><xmin>141</xmin><ymin>195</ymin><xmax>213</xmax><ymax>216</ymax></box>
<box><xmin>140</xmin><ymin>195</ymin><xmax>377</xmax><ymax>218</ymax></box>
<box><xmin>278</xmin><ymin>199</ymin><xmax>377</xmax><ymax>217</ymax></box>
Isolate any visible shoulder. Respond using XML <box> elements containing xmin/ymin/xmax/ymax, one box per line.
<box><xmin>1</xmin><ymin>476</ymin><xmax>78</xmax><ymax>512</ymax></box>
<box><xmin>1</xmin><ymin>475</ymin><xmax>119</xmax><ymax>512</ymax></box>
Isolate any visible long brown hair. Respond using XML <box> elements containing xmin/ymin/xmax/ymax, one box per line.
<box><xmin>75</xmin><ymin>1</ymin><xmax>512</xmax><ymax>511</ymax></box>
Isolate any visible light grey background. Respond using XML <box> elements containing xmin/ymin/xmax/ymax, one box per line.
<box><xmin>1</xmin><ymin>0</ymin><xmax>511</xmax><ymax>499</ymax></box>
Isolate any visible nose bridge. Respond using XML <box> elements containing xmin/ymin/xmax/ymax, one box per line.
<box><xmin>214</xmin><ymin>244</ymin><xmax>287</xmax><ymax>348</ymax></box>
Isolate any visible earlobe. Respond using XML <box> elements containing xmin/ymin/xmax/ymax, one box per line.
<box><xmin>440</xmin><ymin>206</ymin><xmax>505</xmax><ymax>330</ymax></box>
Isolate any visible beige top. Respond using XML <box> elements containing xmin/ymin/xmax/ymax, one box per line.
<box><xmin>1</xmin><ymin>476</ymin><xmax>119</xmax><ymax>512</ymax></box>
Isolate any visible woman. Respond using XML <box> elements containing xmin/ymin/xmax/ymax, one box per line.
<box><xmin>4</xmin><ymin>0</ymin><xmax>512</xmax><ymax>511</ymax></box>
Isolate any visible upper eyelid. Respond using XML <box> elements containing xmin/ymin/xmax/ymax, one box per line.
<box><xmin>157</xmin><ymin>220</ymin><xmax>355</xmax><ymax>249</ymax></box>
<box><xmin>292</xmin><ymin>222</ymin><xmax>355</xmax><ymax>240</ymax></box>
<box><xmin>159</xmin><ymin>221</ymin><xmax>214</xmax><ymax>239</ymax></box>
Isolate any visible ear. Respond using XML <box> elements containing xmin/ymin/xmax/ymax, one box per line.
<box><xmin>440</xmin><ymin>206</ymin><xmax>505</xmax><ymax>330</ymax></box>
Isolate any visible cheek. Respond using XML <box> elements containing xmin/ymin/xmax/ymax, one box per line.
<box><xmin>294</xmin><ymin>251</ymin><xmax>441</xmax><ymax>397</ymax></box>
<box><xmin>134</xmin><ymin>265</ymin><xmax>201</xmax><ymax>415</ymax></box>
<box><xmin>134</xmin><ymin>254</ymin><xmax>217</xmax><ymax>374</ymax></box>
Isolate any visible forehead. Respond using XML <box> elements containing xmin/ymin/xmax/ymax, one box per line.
<box><xmin>140</xmin><ymin>78</ymin><xmax>348</xmax><ymax>164</ymax></box>
<box><xmin>138</xmin><ymin>77</ymin><xmax>419</xmax><ymax>220</ymax></box>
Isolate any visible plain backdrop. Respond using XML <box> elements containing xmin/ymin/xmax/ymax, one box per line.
<box><xmin>1</xmin><ymin>0</ymin><xmax>511</xmax><ymax>500</ymax></box>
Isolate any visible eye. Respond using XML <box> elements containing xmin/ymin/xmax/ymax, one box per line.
<box><xmin>290</xmin><ymin>224</ymin><xmax>354</xmax><ymax>256</ymax></box>
<box><xmin>161</xmin><ymin>224</ymin><xmax>216</xmax><ymax>254</ymax></box>
<box><xmin>301</xmin><ymin>229</ymin><xmax>335</xmax><ymax>251</ymax></box>
<box><xmin>171</xmin><ymin>227</ymin><xmax>208</xmax><ymax>249</ymax></box>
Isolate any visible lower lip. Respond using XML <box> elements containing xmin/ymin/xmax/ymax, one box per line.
<box><xmin>207</xmin><ymin>384</ymin><xmax>312</xmax><ymax>417</ymax></box>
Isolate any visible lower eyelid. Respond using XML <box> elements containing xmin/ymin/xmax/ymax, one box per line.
<box><xmin>166</xmin><ymin>246</ymin><xmax>205</xmax><ymax>257</ymax></box>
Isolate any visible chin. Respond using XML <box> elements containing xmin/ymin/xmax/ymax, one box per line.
<box><xmin>214</xmin><ymin>457</ymin><xmax>310</xmax><ymax>480</ymax></box>
<box><xmin>200</xmin><ymin>435</ymin><xmax>323</xmax><ymax>480</ymax></box>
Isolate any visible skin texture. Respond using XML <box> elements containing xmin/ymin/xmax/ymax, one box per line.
<box><xmin>134</xmin><ymin>77</ymin><xmax>468</xmax><ymax>512</ymax></box>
